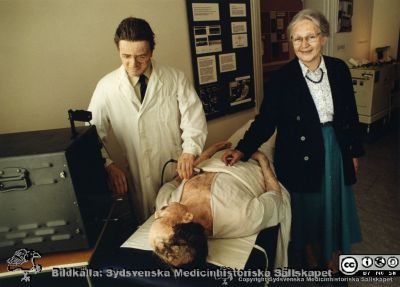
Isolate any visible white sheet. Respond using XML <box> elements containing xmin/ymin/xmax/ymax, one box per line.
<box><xmin>197</xmin><ymin>156</ymin><xmax>291</xmax><ymax>268</ymax></box>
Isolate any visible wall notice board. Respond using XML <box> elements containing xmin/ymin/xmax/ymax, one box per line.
<box><xmin>186</xmin><ymin>0</ymin><xmax>255</xmax><ymax>120</ymax></box>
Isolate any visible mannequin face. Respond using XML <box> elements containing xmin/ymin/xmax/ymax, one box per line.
<box><xmin>149</xmin><ymin>203</ymin><xmax>192</xmax><ymax>248</ymax></box>
<box><xmin>149</xmin><ymin>203</ymin><xmax>194</xmax><ymax>266</ymax></box>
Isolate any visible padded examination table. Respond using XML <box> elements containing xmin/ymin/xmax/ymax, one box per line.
<box><xmin>90</xmin><ymin>214</ymin><xmax>279</xmax><ymax>287</ymax></box>
<box><xmin>89</xmin><ymin>120</ymin><xmax>289</xmax><ymax>286</ymax></box>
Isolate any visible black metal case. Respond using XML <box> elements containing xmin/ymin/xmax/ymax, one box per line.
<box><xmin>0</xmin><ymin>126</ymin><xmax>112</xmax><ymax>259</ymax></box>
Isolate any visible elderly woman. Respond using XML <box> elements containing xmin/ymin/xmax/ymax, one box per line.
<box><xmin>222</xmin><ymin>9</ymin><xmax>364</xmax><ymax>271</ymax></box>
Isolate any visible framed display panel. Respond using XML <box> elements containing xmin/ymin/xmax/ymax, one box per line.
<box><xmin>337</xmin><ymin>0</ymin><xmax>353</xmax><ymax>33</ymax></box>
<box><xmin>260</xmin><ymin>11</ymin><xmax>298</xmax><ymax>64</ymax></box>
<box><xmin>186</xmin><ymin>0</ymin><xmax>255</xmax><ymax>120</ymax></box>
<box><xmin>259</xmin><ymin>0</ymin><xmax>302</xmax><ymax>66</ymax></box>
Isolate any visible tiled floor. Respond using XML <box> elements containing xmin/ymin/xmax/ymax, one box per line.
<box><xmin>349</xmin><ymin>116</ymin><xmax>400</xmax><ymax>286</ymax></box>
<box><xmin>275</xmin><ymin>115</ymin><xmax>400</xmax><ymax>287</ymax></box>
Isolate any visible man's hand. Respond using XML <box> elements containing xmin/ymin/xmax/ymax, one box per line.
<box><xmin>210</xmin><ymin>140</ymin><xmax>232</xmax><ymax>153</ymax></box>
<box><xmin>105</xmin><ymin>163</ymin><xmax>128</xmax><ymax>195</ymax></box>
<box><xmin>221</xmin><ymin>149</ymin><xmax>244</xmax><ymax>166</ymax></box>
<box><xmin>195</xmin><ymin>140</ymin><xmax>232</xmax><ymax>164</ymax></box>
<box><xmin>177</xmin><ymin>153</ymin><xmax>195</xmax><ymax>180</ymax></box>
<box><xmin>250</xmin><ymin>150</ymin><xmax>265</xmax><ymax>162</ymax></box>
<box><xmin>353</xmin><ymin>158</ymin><xmax>359</xmax><ymax>173</ymax></box>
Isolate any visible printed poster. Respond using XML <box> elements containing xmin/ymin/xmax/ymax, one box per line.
<box><xmin>197</xmin><ymin>55</ymin><xmax>217</xmax><ymax>85</ymax></box>
<box><xmin>192</xmin><ymin>3</ymin><xmax>220</xmax><ymax>21</ymax></box>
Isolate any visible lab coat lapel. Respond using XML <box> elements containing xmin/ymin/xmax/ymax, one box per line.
<box><xmin>117</xmin><ymin>66</ymin><xmax>141</xmax><ymax>113</ymax></box>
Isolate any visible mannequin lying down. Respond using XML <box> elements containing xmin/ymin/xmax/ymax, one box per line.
<box><xmin>149</xmin><ymin>140</ymin><xmax>291</xmax><ymax>268</ymax></box>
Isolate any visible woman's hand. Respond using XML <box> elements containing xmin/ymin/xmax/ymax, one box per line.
<box><xmin>221</xmin><ymin>149</ymin><xmax>244</xmax><ymax>166</ymax></box>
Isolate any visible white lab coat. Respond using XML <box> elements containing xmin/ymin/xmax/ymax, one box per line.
<box><xmin>88</xmin><ymin>60</ymin><xmax>207</xmax><ymax>222</ymax></box>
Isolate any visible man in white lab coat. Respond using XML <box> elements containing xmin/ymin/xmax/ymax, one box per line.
<box><xmin>88</xmin><ymin>17</ymin><xmax>207</xmax><ymax>222</ymax></box>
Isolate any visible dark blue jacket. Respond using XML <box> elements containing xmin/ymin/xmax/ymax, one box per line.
<box><xmin>237</xmin><ymin>56</ymin><xmax>365</xmax><ymax>193</ymax></box>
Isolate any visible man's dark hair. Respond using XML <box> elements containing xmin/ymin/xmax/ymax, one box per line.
<box><xmin>154</xmin><ymin>222</ymin><xmax>208</xmax><ymax>267</ymax></box>
<box><xmin>114</xmin><ymin>17</ymin><xmax>155</xmax><ymax>51</ymax></box>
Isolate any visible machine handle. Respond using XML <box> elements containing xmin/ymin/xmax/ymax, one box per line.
<box><xmin>0</xmin><ymin>168</ymin><xmax>30</xmax><ymax>193</ymax></box>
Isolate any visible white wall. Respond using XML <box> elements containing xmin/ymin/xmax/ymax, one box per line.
<box><xmin>305</xmin><ymin>0</ymin><xmax>399</xmax><ymax>63</ymax></box>
<box><xmin>305</xmin><ymin>0</ymin><xmax>374</xmax><ymax>60</ymax></box>
<box><xmin>0</xmin><ymin>0</ymin><xmax>256</xmax><ymax>145</ymax></box>
<box><xmin>369</xmin><ymin>0</ymin><xmax>400</xmax><ymax>61</ymax></box>
<box><xmin>332</xmin><ymin>0</ymin><xmax>374</xmax><ymax>60</ymax></box>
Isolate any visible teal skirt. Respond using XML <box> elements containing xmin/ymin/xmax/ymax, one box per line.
<box><xmin>291</xmin><ymin>125</ymin><xmax>362</xmax><ymax>262</ymax></box>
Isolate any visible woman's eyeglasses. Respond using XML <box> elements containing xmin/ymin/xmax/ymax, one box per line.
<box><xmin>291</xmin><ymin>33</ymin><xmax>321</xmax><ymax>46</ymax></box>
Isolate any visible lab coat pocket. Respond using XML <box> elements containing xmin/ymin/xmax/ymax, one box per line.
<box><xmin>156</xmin><ymin>96</ymin><xmax>182</xmax><ymax>151</ymax></box>
<box><xmin>158</xmin><ymin>92</ymin><xmax>178</xmax><ymax>119</ymax></box>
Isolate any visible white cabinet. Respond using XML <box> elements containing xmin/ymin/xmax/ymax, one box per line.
<box><xmin>351</xmin><ymin>64</ymin><xmax>397</xmax><ymax>124</ymax></box>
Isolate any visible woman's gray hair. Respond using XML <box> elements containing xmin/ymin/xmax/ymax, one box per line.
<box><xmin>287</xmin><ymin>9</ymin><xmax>330</xmax><ymax>38</ymax></box>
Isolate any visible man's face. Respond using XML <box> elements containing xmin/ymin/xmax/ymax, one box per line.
<box><xmin>118</xmin><ymin>40</ymin><xmax>152</xmax><ymax>77</ymax></box>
